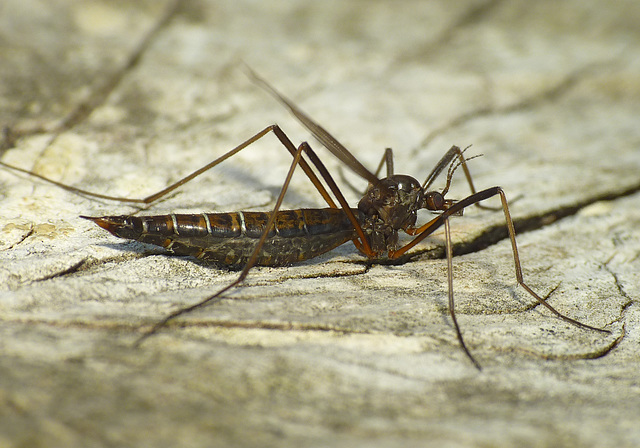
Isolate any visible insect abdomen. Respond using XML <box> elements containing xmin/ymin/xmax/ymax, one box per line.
<box><xmin>82</xmin><ymin>209</ymin><xmax>357</xmax><ymax>267</ymax></box>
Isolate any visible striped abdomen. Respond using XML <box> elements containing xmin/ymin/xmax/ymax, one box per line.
<box><xmin>82</xmin><ymin>209</ymin><xmax>358</xmax><ymax>267</ymax></box>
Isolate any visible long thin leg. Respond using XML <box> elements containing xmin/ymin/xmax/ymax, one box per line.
<box><xmin>134</xmin><ymin>141</ymin><xmax>309</xmax><ymax>346</ymax></box>
<box><xmin>423</xmin><ymin>146</ymin><xmax>472</xmax><ymax>191</ymax></box>
<box><xmin>392</xmin><ymin>186</ymin><xmax>609</xmax><ymax>367</ymax></box>
<box><xmin>423</xmin><ymin>145</ymin><xmax>498</xmax><ymax>211</ymax></box>
<box><xmin>302</xmin><ymin>144</ymin><xmax>374</xmax><ymax>256</ymax></box>
<box><xmin>0</xmin><ymin>125</ymin><xmax>338</xmax><ymax>209</ymax></box>
<box><xmin>373</xmin><ymin>148</ymin><xmax>394</xmax><ymax>178</ymax></box>
<box><xmin>444</xmin><ymin>217</ymin><xmax>482</xmax><ymax>370</ymax></box>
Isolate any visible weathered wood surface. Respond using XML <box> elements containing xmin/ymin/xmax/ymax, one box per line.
<box><xmin>1</xmin><ymin>1</ymin><xmax>639</xmax><ymax>447</ymax></box>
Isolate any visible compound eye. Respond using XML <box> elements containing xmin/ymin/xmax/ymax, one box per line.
<box><xmin>424</xmin><ymin>192</ymin><xmax>445</xmax><ymax>210</ymax></box>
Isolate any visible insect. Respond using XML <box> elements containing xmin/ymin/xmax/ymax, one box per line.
<box><xmin>0</xmin><ymin>68</ymin><xmax>609</xmax><ymax>369</ymax></box>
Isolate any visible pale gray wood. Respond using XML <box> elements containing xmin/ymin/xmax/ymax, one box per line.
<box><xmin>1</xmin><ymin>0</ymin><xmax>639</xmax><ymax>447</ymax></box>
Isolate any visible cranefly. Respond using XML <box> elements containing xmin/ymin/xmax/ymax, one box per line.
<box><xmin>0</xmin><ymin>68</ymin><xmax>610</xmax><ymax>369</ymax></box>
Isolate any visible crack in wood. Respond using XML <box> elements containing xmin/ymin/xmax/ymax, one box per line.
<box><xmin>394</xmin><ymin>0</ymin><xmax>504</xmax><ymax>64</ymax></box>
<box><xmin>0</xmin><ymin>0</ymin><xmax>181</xmax><ymax>155</ymax></box>
<box><xmin>450</xmin><ymin>182</ymin><xmax>640</xmax><ymax>258</ymax></box>
<box><xmin>33</xmin><ymin>258</ymin><xmax>88</xmax><ymax>282</ymax></box>
<box><xmin>413</xmin><ymin>60</ymin><xmax>615</xmax><ymax>154</ymax></box>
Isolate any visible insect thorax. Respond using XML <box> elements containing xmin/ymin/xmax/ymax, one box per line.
<box><xmin>357</xmin><ymin>175</ymin><xmax>424</xmax><ymax>254</ymax></box>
